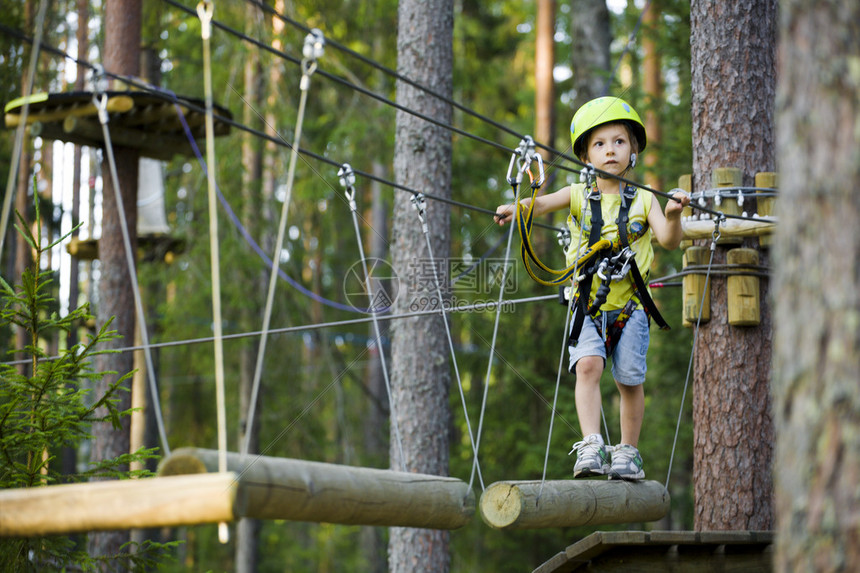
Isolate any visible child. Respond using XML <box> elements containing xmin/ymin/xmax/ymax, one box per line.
<box><xmin>494</xmin><ymin>96</ymin><xmax>689</xmax><ymax>480</ymax></box>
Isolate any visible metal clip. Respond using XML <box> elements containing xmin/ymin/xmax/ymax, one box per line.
<box><xmin>301</xmin><ymin>28</ymin><xmax>325</xmax><ymax>82</ymax></box>
<box><xmin>580</xmin><ymin>163</ymin><xmax>596</xmax><ymax>187</ymax></box>
<box><xmin>710</xmin><ymin>217</ymin><xmax>724</xmax><ymax>250</ymax></box>
<box><xmin>610</xmin><ymin>247</ymin><xmax>635</xmax><ymax>281</ymax></box>
<box><xmin>338</xmin><ymin>163</ymin><xmax>356</xmax><ymax>210</ymax></box>
<box><xmin>410</xmin><ymin>193</ymin><xmax>428</xmax><ymax>232</ymax></box>
<box><xmin>197</xmin><ymin>1</ymin><xmax>214</xmax><ymax>40</ymax></box>
<box><xmin>557</xmin><ymin>227</ymin><xmax>571</xmax><ymax>250</ymax></box>
<box><xmin>506</xmin><ymin>136</ymin><xmax>545</xmax><ymax>187</ymax></box>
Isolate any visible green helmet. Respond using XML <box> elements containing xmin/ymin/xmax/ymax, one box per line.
<box><xmin>570</xmin><ymin>96</ymin><xmax>647</xmax><ymax>160</ymax></box>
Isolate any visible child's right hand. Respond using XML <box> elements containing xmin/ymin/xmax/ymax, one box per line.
<box><xmin>494</xmin><ymin>204</ymin><xmax>515</xmax><ymax>226</ymax></box>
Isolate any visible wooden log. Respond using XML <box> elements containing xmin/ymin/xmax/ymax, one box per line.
<box><xmin>678</xmin><ymin>173</ymin><xmax>694</xmax><ymax>250</ymax></box>
<box><xmin>479</xmin><ymin>479</ymin><xmax>669</xmax><ymax>530</ymax></box>
<box><xmin>707</xmin><ymin>167</ymin><xmax>743</xmax><ymax>245</ymax></box>
<box><xmin>158</xmin><ymin>448</ymin><xmax>475</xmax><ymax>530</ymax></box>
<box><xmin>682</xmin><ymin>216</ymin><xmax>776</xmax><ymax>240</ymax></box>
<box><xmin>755</xmin><ymin>171</ymin><xmax>778</xmax><ymax>248</ymax></box>
<box><xmin>727</xmin><ymin>248</ymin><xmax>761</xmax><ymax>326</ymax></box>
<box><xmin>0</xmin><ymin>473</ymin><xmax>240</xmax><ymax>537</ymax></box>
<box><xmin>683</xmin><ymin>246</ymin><xmax>711</xmax><ymax>327</ymax></box>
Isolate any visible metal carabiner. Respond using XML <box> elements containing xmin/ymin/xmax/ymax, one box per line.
<box><xmin>610</xmin><ymin>247</ymin><xmax>635</xmax><ymax>281</ymax></box>
<box><xmin>338</xmin><ymin>163</ymin><xmax>357</xmax><ymax>210</ymax></box>
<box><xmin>301</xmin><ymin>28</ymin><xmax>325</xmax><ymax>85</ymax></box>
<box><xmin>557</xmin><ymin>226</ymin><xmax>571</xmax><ymax>251</ymax></box>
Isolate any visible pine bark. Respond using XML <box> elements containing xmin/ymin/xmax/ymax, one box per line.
<box><xmin>89</xmin><ymin>0</ymin><xmax>141</xmax><ymax>562</ymax></box>
<box><xmin>235</xmin><ymin>3</ymin><xmax>265</xmax><ymax>570</ymax></box>
<box><xmin>689</xmin><ymin>0</ymin><xmax>777</xmax><ymax>531</ymax></box>
<box><xmin>389</xmin><ymin>0</ymin><xmax>454</xmax><ymax>570</ymax></box>
<box><xmin>772</xmin><ymin>0</ymin><xmax>860</xmax><ymax>569</ymax></box>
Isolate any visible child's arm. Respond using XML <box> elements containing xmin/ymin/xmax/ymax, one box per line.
<box><xmin>494</xmin><ymin>186</ymin><xmax>571</xmax><ymax>226</ymax></box>
<box><xmin>647</xmin><ymin>190</ymin><xmax>690</xmax><ymax>249</ymax></box>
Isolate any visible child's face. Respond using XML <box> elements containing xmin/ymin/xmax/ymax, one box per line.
<box><xmin>583</xmin><ymin>123</ymin><xmax>635</xmax><ymax>177</ymax></box>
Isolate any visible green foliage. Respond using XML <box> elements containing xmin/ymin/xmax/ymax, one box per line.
<box><xmin>0</xmin><ymin>194</ymin><xmax>176</xmax><ymax>570</ymax></box>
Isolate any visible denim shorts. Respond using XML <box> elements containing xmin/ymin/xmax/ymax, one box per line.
<box><xmin>567</xmin><ymin>308</ymin><xmax>650</xmax><ymax>386</ymax></box>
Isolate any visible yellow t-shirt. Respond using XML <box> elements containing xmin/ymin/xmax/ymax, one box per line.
<box><xmin>565</xmin><ymin>183</ymin><xmax>654</xmax><ymax>312</ymax></box>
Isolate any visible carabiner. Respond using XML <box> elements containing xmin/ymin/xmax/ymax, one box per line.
<box><xmin>338</xmin><ymin>163</ymin><xmax>357</xmax><ymax>210</ymax></box>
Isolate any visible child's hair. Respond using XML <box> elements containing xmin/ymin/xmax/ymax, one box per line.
<box><xmin>579</xmin><ymin>120</ymin><xmax>641</xmax><ymax>162</ymax></box>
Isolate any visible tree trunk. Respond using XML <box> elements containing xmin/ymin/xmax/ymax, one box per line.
<box><xmin>89</xmin><ymin>0</ymin><xmax>141</xmax><ymax>562</ymax></box>
<box><xmin>361</xmin><ymin>160</ymin><xmax>389</xmax><ymax>573</ymax></box>
<box><xmin>235</xmin><ymin>3</ymin><xmax>265</xmax><ymax>570</ymax></box>
<box><xmin>535</xmin><ymin>0</ymin><xmax>555</xmax><ymax>162</ymax></box>
<box><xmin>772</xmin><ymin>0</ymin><xmax>860</xmax><ymax>570</ymax></box>
<box><xmin>570</xmin><ymin>0</ymin><xmax>611</xmax><ymax>108</ymax></box>
<box><xmin>389</xmin><ymin>0</ymin><xmax>454</xmax><ymax>570</ymax></box>
<box><xmin>641</xmin><ymin>3</ymin><xmax>663</xmax><ymax>191</ymax></box>
<box><xmin>689</xmin><ymin>0</ymin><xmax>776</xmax><ymax>531</ymax></box>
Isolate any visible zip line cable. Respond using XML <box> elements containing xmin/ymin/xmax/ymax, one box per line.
<box><xmin>241</xmin><ymin>0</ymin><xmax>534</xmax><ymax>147</ymax></box>
<box><xmin>409</xmin><ymin>191</ymin><xmax>485</xmax><ymax>490</ymax></box>
<box><xmin>196</xmin><ymin>2</ymin><xmax>230</xmax><ymax>544</ymax></box>
<box><xmin>242</xmin><ymin>29</ymin><xmax>323</xmax><ymax>456</ymax></box>
<box><xmin>1</xmin><ymin>293</ymin><xmax>559</xmax><ymax>369</ymax></box>
<box><xmin>340</xmin><ymin>165</ymin><xmax>407</xmax><ymax>471</ymax></box>
<box><xmin>2</xmin><ymin>22</ymin><xmax>776</xmax><ymax>234</ymax></box>
<box><xmin>90</xmin><ymin>84</ymin><xmax>171</xmax><ymax>457</ymax></box>
<box><xmin>664</xmin><ymin>222</ymin><xmax>721</xmax><ymax>492</ymax></box>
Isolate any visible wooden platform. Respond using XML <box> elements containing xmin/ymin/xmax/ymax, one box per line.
<box><xmin>533</xmin><ymin>530</ymin><xmax>774</xmax><ymax>573</ymax></box>
<box><xmin>4</xmin><ymin>90</ymin><xmax>231</xmax><ymax>159</ymax></box>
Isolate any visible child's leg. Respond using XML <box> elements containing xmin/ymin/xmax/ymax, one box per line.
<box><xmin>574</xmin><ymin>355</ymin><xmax>604</xmax><ymax>436</ymax></box>
<box><xmin>615</xmin><ymin>380</ymin><xmax>644</xmax><ymax>447</ymax></box>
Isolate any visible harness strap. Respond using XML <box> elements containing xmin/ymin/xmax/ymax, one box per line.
<box><xmin>616</xmin><ymin>184</ymin><xmax>670</xmax><ymax>331</ymax></box>
<box><xmin>568</xmin><ymin>190</ymin><xmax>604</xmax><ymax>347</ymax></box>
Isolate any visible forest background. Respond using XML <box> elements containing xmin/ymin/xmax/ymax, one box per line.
<box><xmin>0</xmin><ymin>0</ymin><xmax>697</xmax><ymax>571</ymax></box>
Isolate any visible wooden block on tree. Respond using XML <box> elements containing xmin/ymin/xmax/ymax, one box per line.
<box><xmin>158</xmin><ymin>448</ymin><xmax>475</xmax><ymax>530</ymax></box>
<box><xmin>479</xmin><ymin>479</ymin><xmax>669</xmax><ymax>530</ymax></box>
<box><xmin>0</xmin><ymin>472</ymin><xmax>239</xmax><ymax>537</ymax></box>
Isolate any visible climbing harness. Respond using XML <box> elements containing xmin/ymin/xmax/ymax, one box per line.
<box><xmin>242</xmin><ymin>27</ymin><xmax>324</xmax><ymax>457</ymax></box>
<box><xmin>561</xmin><ymin>181</ymin><xmax>670</xmax><ymax>356</ymax></box>
<box><xmin>339</xmin><ymin>164</ymin><xmax>407</xmax><ymax>472</ymax></box>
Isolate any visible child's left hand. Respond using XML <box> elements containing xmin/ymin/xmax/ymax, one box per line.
<box><xmin>665</xmin><ymin>189</ymin><xmax>691</xmax><ymax>219</ymax></box>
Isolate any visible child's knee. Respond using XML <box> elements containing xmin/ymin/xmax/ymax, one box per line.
<box><xmin>576</xmin><ymin>355</ymin><xmax>604</xmax><ymax>380</ymax></box>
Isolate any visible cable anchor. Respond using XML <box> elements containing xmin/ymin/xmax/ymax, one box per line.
<box><xmin>710</xmin><ymin>216</ymin><xmax>724</xmax><ymax>251</ymax></box>
<box><xmin>301</xmin><ymin>28</ymin><xmax>325</xmax><ymax>88</ymax></box>
<box><xmin>338</xmin><ymin>163</ymin><xmax>357</xmax><ymax>211</ymax></box>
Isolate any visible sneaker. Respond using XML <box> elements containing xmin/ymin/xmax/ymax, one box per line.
<box><xmin>570</xmin><ymin>434</ymin><xmax>610</xmax><ymax>477</ymax></box>
<box><xmin>609</xmin><ymin>444</ymin><xmax>645</xmax><ymax>480</ymax></box>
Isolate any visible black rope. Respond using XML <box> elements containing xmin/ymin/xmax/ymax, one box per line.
<box><xmin>3</xmin><ymin>19</ymin><xmax>774</xmax><ymax>226</ymax></box>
